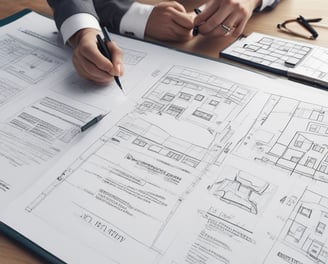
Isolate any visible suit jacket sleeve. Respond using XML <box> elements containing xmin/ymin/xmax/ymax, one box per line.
<box><xmin>47</xmin><ymin>0</ymin><xmax>134</xmax><ymax>34</ymax></box>
<box><xmin>94</xmin><ymin>0</ymin><xmax>134</xmax><ymax>34</ymax></box>
<box><xmin>47</xmin><ymin>0</ymin><xmax>99</xmax><ymax>31</ymax></box>
<box><xmin>260</xmin><ymin>0</ymin><xmax>280</xmax><ymax>11</ymax></box>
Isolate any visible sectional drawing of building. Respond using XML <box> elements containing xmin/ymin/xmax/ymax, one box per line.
<box><xmin>235</xmin><ymin>95</ymin><xmax>328</xmax><ymax>183</ymax></box>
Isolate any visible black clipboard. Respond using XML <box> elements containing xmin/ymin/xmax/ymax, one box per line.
<box><xmin>0</xmin><ymin>9</ymin><xmax>31</xmax><ymax>27</ymax></box>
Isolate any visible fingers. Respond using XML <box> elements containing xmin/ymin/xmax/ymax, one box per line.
<box><xmin>194</xmin><ymin>1</ymin><xmax>220</xmax><ymax>28</ymax></box>
<box><xmin>69</xmin><ymin>28</ymin><xmax>124</xmax><ymax>85</ymax></box>
<box><xmin>194</xmin><ymin>0</ymin><xmax>255</xmax><ymax>37</ymax></box>
<box><xmin>72</xmin><ymin>53</ymin><xmax>113</xmax><ymax>85</ymax></box>
<box><xmin>230</xmin><ymin>17</ymin><xmax>248</xmax><ymax>37</ymax></box>
<box><xmin>169</xmin><ymin>3</ymin><xmax>194</xmax><ymax>29</ymax></box>
<box><xmin>163</xmin><ymin>0</ymin><xmax>186</xmax><ymax>13</ymax></box>
<box><xmin>106</xmin><ymin>41</ymin><xmax>124</xmax><ymax>77</ymax></box>
<box><xmin>145</xmin><ymin>1</ymin><xmax>194</xmax><ymax>42</ymax></box>
<box><xmin>171</xmin><ymin>11</ymin><xmax>194</xmax><ymax>41</ymax></box>
<box><xmin>73</xmin><ymin>39</ymin><xmax>113</xmax><ymax>84</ymax></box>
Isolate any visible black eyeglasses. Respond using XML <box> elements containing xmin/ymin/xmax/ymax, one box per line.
<box><xmin>277</xmin><ymin>15</ymin><xmax>322</xmax><ymax>40</ymax></box>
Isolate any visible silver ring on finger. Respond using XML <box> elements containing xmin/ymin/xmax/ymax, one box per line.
<box><xmin>219</xmin><ymin>24</ymin><xmax>231</xmax><ymax>33</ymax></box>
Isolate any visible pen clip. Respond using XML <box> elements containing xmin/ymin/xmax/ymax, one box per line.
<box><xmin>102</xmin><ymin>26</ymin><xmax>112</xmax><ymax>42</ymax></box>
<box><xmin>96</xmin><ymin>34</ymin><xmax>109</xmax><ymax>58</ymax></box>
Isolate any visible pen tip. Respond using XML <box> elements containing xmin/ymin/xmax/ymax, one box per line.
<box><xmin>114</xmin><ymin>76</ymin><xmax>125</xmax><ymax>94</ymax></box>
<box><xmin>120</xmin><ymin>85</ymin><xmax>126</xmax><ymax>94</ymax></box>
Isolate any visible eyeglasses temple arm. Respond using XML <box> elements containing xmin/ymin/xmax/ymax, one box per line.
<box><xmin>297</xmin><ymin>15</ymin><xmax>319</xmax><ymax>39</ymax></box>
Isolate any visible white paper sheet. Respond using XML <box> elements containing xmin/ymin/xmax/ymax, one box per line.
<box><xmin>2</xmin><ymin>11</ymin><xmax>328</xmax><ymax>264</ymax></box>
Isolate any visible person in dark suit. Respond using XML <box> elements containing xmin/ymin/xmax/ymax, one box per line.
<box><xmin>47</xmin><ymin>0</ymin><xmax>194</xmax><ymax>84</ymax></box>
<box><xmin>47</xmin><ymin>0</ymin><xmax>280</xmax><ymax>85</ymax></box>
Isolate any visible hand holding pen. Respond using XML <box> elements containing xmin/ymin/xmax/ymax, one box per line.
<box><xmin>68</xmin><ymin>27</ymin><xmax>124</xmax><ymax>86</ymax></box>
<box><xmin>145</xmin><ymin>1</ymin><xmax>194</xmax><ymax>42</ymax></box>
<box><xmin>97</xmin><ymin>27</ymin><xmax>125</xmax><ymax>93</ymax></box>
<box><xmin>193</xmin><ymin>0</ymin><xmax>258</xmax><ymax>38</ymax></box>
<box><xmin>193</xmin><ymin>8</ymin><xmax>202</xmax><ymax>36</ymax></box>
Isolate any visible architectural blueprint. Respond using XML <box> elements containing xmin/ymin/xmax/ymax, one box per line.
<box><xmin>234</xmin><ymin>95</ymin><xmax>328</xmax><ymax>183</ymax></box>
<box><xmin>2</xmin><ymin>11</ymin><xmax>328</xmax><ymax>264</ymax></box>
<box><xmin>0</xmin><ymin>12</ymin><xmax>158</xmax><ymax>210</ymax></box>
<box><xmin>21</xmin><ymin>62</ymin><xmax>259</xmax><ymax>263</ymax></box>
<box><xmin>264</xmin><ymin>187</ymin><xmax>328</xmax><ymax>264</ymax></box>
<box><xmin>0</xmin><ymin>33</ymin><xmax>66</xmax><ymax>107</ymax></box>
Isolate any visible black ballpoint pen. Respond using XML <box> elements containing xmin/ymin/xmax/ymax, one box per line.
<box><xmin>193</xmin><ymin>8</ymin><xmax>202</xmax><ymax>36</ymax></box>
<box><xmin>194</xmin><ymin>8</ymin><xmax>202</xmax><ymax>15</ymax></box>
<box><xmin>96</xmin><ymin>27</ymin><xmax>125</xmax><ymax>93</ymax></box>
<box><xmin>80</xmin><ymin>114</ymin><xmax>106</xmax><ymax>132</ymax></box>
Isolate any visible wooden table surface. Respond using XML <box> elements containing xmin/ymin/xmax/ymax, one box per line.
<box><xmin>0</xmin><ymin>0</ymin><xmax>328</xmax><ymax>263</ymax></box>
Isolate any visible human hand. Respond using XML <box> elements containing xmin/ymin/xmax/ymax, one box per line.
<box><xmin>145</xmin><ymin>1</ymin><xmax>194</xmax><ymax>42</ymax></box>
<box><xmin>194</xmin><ymin>0</ymin><xmax>261</xmax><ymax>37</ymax></box>
<box><xmin>69</xmin><ymin>28</ymin><xmax>124</xmax><ymax>85</ymax></box>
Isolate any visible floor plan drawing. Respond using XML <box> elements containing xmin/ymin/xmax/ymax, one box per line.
<box><xmin>0</xmin><ymin>34</ymin><xmax>66</xmax><ymax>84</ymax></box>
<box><xmin>265</xmin><ymin>188</ymin><xmax>328</xmax><ymax>264</ymax></box>
<box><xmin>0</xmin><ymin>34</ymin><xmax>66</xmax><ymax>107</ymax></box>
<box><xmin>234</xmin><ymin>94</ymin><xmax>328</xmax><ymax>183</ymax></box>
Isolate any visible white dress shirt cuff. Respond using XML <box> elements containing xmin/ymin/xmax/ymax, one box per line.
<box><xmin>60</xmin><ymin>13</ymin><xmax>101</xmax><ymax>44</ymax></box>
<box><xmin>120</xmin><ymin>2</ymin><xmax>154</xmax><ymax>39</ymax></box>
<box><xmin>258</xmin><ymin>0</ymin><xmax>277</xmax><ymax>11</ymax></box>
